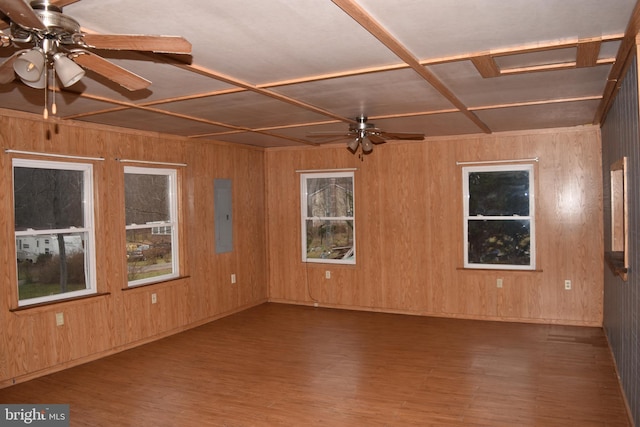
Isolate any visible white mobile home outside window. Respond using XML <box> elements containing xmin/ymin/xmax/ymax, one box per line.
<box><xmin>301</xmin><ymin>172</ymin><xmax>355</xmax><ymax>264</ymax></box>
<box><xmin>463</xmin><ymin>164</ymin><xmax>535</xmax><ymax>270</ymax></box>
<box><xmin>13</xmin><ymin>158</ymin><xmax>97</xmax><ymax>306</ymax></box>
<box><xmin>125</xmin><ymin>166</ymin><xmax>179</xmax><ymax>286</ymax></box>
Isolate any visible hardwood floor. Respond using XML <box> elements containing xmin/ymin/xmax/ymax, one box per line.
<box><xmin>0</xmin><ymin>303</ymin><xmax>630</xmax><ymax>426</ymax></box>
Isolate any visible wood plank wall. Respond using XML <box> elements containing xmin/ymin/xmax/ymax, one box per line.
<box><xmin>266</xmin><ymin>127</ymin><xmax>604</xmax><ymax>326</ymax></box>
<box><xmin>0</xmin><ymin>110</ymin><xmax>267</xmax><ymax>387</ymax></box>
<box><xmin>601</xmin><ymin>48</ymin><xmax>640</xmax><ymax>425</ymax></box>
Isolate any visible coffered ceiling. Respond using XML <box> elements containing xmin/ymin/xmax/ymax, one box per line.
<box><xmin>0</xmin><ymin>0</ymin><xmax>638</xmax><ymax>149</ymax></box>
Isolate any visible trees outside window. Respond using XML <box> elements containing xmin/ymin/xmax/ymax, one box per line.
<box><xmin>300</xmin><ymin>172</ymin><xmax>355</xmax><ymax>264</ymax></box>
<box><xmin>13</xmin><ymin>159</ymin><xmax>97</xmax><ymax>306</ymax></box>
<box><xmin>463</xmin><ymin>164</ymin><xmax>535</xmax><ymax>270</ymax></box>
<box><xmin>125</xmin><ymin>166</ymin><xmax>179</xmax><ymax>286</ymax></box>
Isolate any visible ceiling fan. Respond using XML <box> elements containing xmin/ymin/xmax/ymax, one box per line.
<box><xmin>309</xmin><ymin>116</ymin><xmax>425</xmax><ymax>154</ymax></box>
<box><xmin>0</xmin><ymin>0</ymin><xmax>191</xmax><ymax>102</ymax></box>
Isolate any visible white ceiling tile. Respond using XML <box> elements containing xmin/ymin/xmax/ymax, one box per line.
<box><xmin>356</xmin><ymin>0</ymin><xmax>635</xmax><ymax>59</ymax></box>
<box><xmin>78</xmin><ymin>109</ymin><xmax>230</xmax><ymax>136</ymax></box>
<box><xmin>428</xmin><ymin>61</ymin><xmax>611</xmax><ymax>107</ymax></box>
<box><xmin>272</xmin><ymin>69</ymin><xmax>456</xmax><ymax>118</ymax></box>
<box><xmin>475</xmin><ymin>100</ymin><xmax>601</xmax><ymax>132</ymax></box>
<box><xmin>157</xmin><ymin>91</ymin><xmax>333</xmax><ymax>129</ymax></box>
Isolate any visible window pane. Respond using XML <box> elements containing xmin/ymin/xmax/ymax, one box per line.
<box><xmin>467</xmin><ymin>219</ymin><xmax>530</xmax><ymax>265</ymax></box>
<box><xmin>126</xmin><ymin>228</ymin><xmax>173</xmax><ymax>282</ymax></box>
<box><xmin>306</xmin><ymin>177</ymin><xmax>354</xmax><ymax>217</ymax></box>
<box><xmin>305</xmin><ymin>219</ymin><xmax>354</xmax><ymax>260</ymax></box>
<box><xmin>468</xmin><ymin>171</ymin><xmax>529</xmax><ymax>216</ymax></box>
<box><xmin>16</xmin><ymin>233</ymin><xmax>88</xmax><ymax>300</ymax></box>
<box><xmin>14</xmin><ymin>167</ymin><xmax>85</xmax><ymax>230</ymax></box>
<box><xmin>125</xmin><ymin>174</ymin><xmax>170</xmax><ymax>225</ymax></box>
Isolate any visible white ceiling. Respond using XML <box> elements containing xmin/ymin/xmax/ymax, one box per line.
<box><xmin>0</xmin><ymin>0</ymin><xmax>637</xmax><ymax>148</ymax></box>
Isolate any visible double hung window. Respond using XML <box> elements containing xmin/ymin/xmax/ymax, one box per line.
<box><xmin>301</xmin><ymin>172</ymin><xmax>355</xmax><ymax>264</ymax></box>
<box><xmin>124</xmin><ymin>166</ymin><xmax>179</xmax><ymax>286</ymax></box>
<box><xmin>463</xmin><ymin>164</ymin><xmax>535</xmax><ymax>270</ymax></box>
<box><xmin>13</xmin><ymin>159</ymin><xmax>97</xmax><ymax>306</ymax></box>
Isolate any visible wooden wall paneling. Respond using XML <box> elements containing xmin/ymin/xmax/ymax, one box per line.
<box><xmin>0</xmin><ymin>116</ymin><xmax>14</xmax><ymax>381</ymax></box>
<box><xmin>232</xmin><ymin>147</ymin><xmax>267</xmax><ymax>307</ymax></box>
<box><xmin>205</xmin><ymin>143</ymin><xmax>237</xmax><ymax>315</ymax></box>
<box><xmin>121</xmin><ymin>280</ymin><xmax>190</xmax><ymax>344</ymax></box>
<box><xmin>428</xmin><ymin>139</ymin><xmax>459</xmax><ymax>315</ymax></box>
<box><xmin>265</xmin><ymin>127</ymin><xmax>604</xmax><ymax>325</ymax></box>
<box><xmin>354</xmin><ymin>150</ymin><xmax>383</xmax><ymax>309</ymax></box>
<box><xmin>7</xmin><ymin>297</ymin><xmax>113</xmax><ymax>378</ymax></box>
<box><xmin>184</xmin><ymin>141</ymin><xmax>215</xmax><ymax>322</ymax></box>
<box><xmin>266</xmin><ymin>151</ymin><xmax>310</xmax><ymax>303</ymax></box>
<box><xmin>184</xmin><ymin>140</ymin><xmax>267</xmax><ymax>322</ymax></box>
<box><xmin>0</xmin><ymin>109</ymin><xmax>267</xmax><ymax>386</ymax></box>
<box><xmin>266</xmin><ymin>146</ymin><xmax>362</xmax><ymax>306</ymax></box>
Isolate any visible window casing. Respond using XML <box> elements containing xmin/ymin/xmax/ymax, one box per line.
<box><xmin>13</xmin><ymin>159</ymin><xmax>97</xmax><ymax>306</ymax></box>
<box><xmin>301</xmin><ymin>172</ymin><xmax>355</xmax><ymax>264</ymax></box>
<box><xmin>463</xmin><ymin>164</ymin><xmax>535</xmax><ymax>270</ymax></box>
<box><xmin>124</xmin><ymin>166</ymin><xmax>179</xmax><ymax>286</ymax></box>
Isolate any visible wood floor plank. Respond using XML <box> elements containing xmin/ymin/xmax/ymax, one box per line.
<box><xmin>0</xmin><ymin>303</ymin><xmax>630</xmax><ymax>426</ymax></box>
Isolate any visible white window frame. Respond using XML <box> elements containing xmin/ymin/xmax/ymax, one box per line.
<box><xmin>463</xmin><ymin>164</ymin><xmax>535</xmax><ymax>270</ymax></box>
<box><xmin>300</xmin><ymin>171</ymin><xmax>355</xmax><ymax>265</ymax></box>
<box><xmin>124</xmin><ymin>166</ymin><xmax>179</xmax><ymax>287</ymax></box>
<box><xmin>13</xmin><ymin>158</ymin><xmax>97</xmax><ymax>306</ymax></box>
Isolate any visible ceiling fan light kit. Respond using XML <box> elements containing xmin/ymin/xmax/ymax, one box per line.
<box><xmin>13</xmin><ymin>46</ymin><xmax>44</xmax><ymax>81</ymax></box>
<box><xmin>52</xmin><ymin>51</ymin><xmax>84</xmax><ymax>86</ymax></box>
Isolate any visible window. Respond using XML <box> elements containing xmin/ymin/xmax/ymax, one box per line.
<box><xmin>463</xmin><ymin>164</ymin><xmax>535</xmax><ymax>270</ymax></box>
<box><xmin>301</xmin><ymin>172</ymin><xmax>355</xmax><ymax>264</ymax></box>
<box><xmin>13</xmin><ymin>159</ymin><xmax>97</xmax><ymax>306</ymax></box>
<box><xmin>125</xmin><ymin>166</ymin><xmax>179</xmax><ymax>286</ymax></box>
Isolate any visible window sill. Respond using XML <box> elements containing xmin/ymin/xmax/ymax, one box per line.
<box><xmin>457</xmin><ymin>267</ymin><xmax>543</xmax><ymax>273</ymax></box>
<box><xmin>122</xmin><ymin>275</ymin><xmax>190</xmax><ymax>291</ymax></box>
<box><xmin>10</xmin><ymin>292</ymin><xmax>111</xmax><ymax>313</ymax></box>
<box><xmin>605</xmin><ymin>252</ymin><xmax>628</xmax><ymax>281</ymax></box>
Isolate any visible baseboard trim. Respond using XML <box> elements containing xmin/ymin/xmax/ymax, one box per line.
<box><xmin>267</xmin><ymin>298</ymin><xmax>602</xmax><ymax>327</ymax></box>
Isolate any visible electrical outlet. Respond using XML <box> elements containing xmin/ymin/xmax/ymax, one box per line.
<box><xmin>496</xmin><ymin>278</ymin><xmax>503</xmax><ymax>288</ymax></box>
<box><xmin>564</xmin><ymin>280</ymin><xmax>572</xmax><ymax>290</ymax></box>
<box><xmin>151</xmin><ymin>293</ymin><xmax>157</xmax><ymax>304</ymax></box>
<box><xmin>55</xmin><ymin>312</ymin><xmax>64</xmax><ymax>326</ymax></box>
<box><xmin>231</xmin><ymin>274</ymin><xmax>236</xmax><ymax>284</ymax></box>
<box><xmin>325</xmin><ymin>270</ymin><xmax>331</xmax><ymax>279</ymax></box>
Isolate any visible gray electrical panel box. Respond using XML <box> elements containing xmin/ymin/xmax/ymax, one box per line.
<box><xmin>214</xmin><ymin>179</ymin><xmax>233</xmax><ymax>253</ymax></box>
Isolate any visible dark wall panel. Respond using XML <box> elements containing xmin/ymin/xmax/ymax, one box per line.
<box><xmin>601</xmin><ymin>52</ymin><xmax>640</xmax><ymax>425</ymax></box>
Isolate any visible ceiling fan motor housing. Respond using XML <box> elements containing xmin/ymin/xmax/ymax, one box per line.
<box><xmin>11</xmin><ymin>2</ymin><xmax>80</xmax><ymax>46</ymax></box>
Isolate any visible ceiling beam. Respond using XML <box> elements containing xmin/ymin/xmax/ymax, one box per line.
<box><xmin>331</xmin><ymin>0</ymin><xmax>492</xmax><ymax>134</ymax></box>
<box><xmin>576</xmin><ymin>40</ymin><xmax>602</xmax><ymax>67</ymax></box>
<box><xmin>593</xmin><ymin>0</ymin><xmax>640</xmax><ymax>125</ymax></box>
<box><xmin>471</xmin><ymin>55</ymin><xmax>501</xmax><ymax>78</ymax></box>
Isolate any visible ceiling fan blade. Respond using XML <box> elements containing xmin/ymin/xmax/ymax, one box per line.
<box><xmin>51</xmin><ymin>0</ymin><xmax>82</xmax><ymax>7</ymax></box>
<box><xmin>308</xmin><ymin>131</ymin><xmax>354</xmax><ymax>138</ymax></box>
<box><xmin>80</xmin><ymin>34</ymin><xmax>192</xmax><ymax>54</ymax></box>
<box><xmin>380</xmin><ymin>131</ymin><xmax>425</xmax><ymax>140</ymax></box>
<box><xmin>0</xmin><ymin>0</ymin><xmax>46</xmax><ymax>30</ymax></box>
<box><xmin>368</xmin><ymin>134</ymin><xmax>387</xmax><ymax>144</ymax></box>
<box><xmin>71</xmin><ymin>51</ymin><xmax>151</xmax><ymax>91</ymax></box>
<box><xmin>0</xmin><ymin>50</ymin><xmax>23</xmax><ymax>83</ymax></box>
